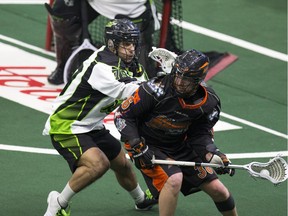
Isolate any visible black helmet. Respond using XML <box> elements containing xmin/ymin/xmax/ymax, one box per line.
<box><xmin>172</xmin><ymin>49</ymin><xmax>209</xmax><ymax>98</ymax></box>
<box><xmin>104</xmin><ymin>18</ymin><xmax>140</xmax><ymax>50</ymax></box>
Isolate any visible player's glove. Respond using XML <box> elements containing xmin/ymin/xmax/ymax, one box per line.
<box><xmin>210</xmin><ymin>150</ymin><xmax>235</xmax><ymax>176</ymax></box>
<box><xmin>124</xmin><ymin>138</ymin><xmax>154</xmax><ymax>170</ymax></box>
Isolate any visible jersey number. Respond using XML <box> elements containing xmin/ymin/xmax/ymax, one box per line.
<box><xmin>194</xmin><ymin>166</ymin><xmax>214</xmax><ymax>179</ymax></box>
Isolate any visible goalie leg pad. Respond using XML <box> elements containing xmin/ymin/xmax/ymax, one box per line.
<box><xmin>214</xmin><ymin>194</ymin><xmax>235</xmax><ymax>212</ymax></box>
<box><xmin>45</xmin><ymin>0</ymin><xmax>81</xmax><ymax>20</ymax></box>
<box><xmin>50</xmin><ymin>16</ymin><xmax>82</xmax><ymax>70</ymax></box>
<box><xmin>51</xmin><ymin>17</ymin><xmax>82</xmax><ymax>42</ymax></box>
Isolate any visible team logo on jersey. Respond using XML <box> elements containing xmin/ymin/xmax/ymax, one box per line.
<box><xmin>121</xmin><ymin>95</ymin><xmax>134</xmax><ymax>110</ymax></box>
<box><xmin>115</xmin><ymin>116</ymin><xmax>126</xmax><ymax>132</ymax></box>
<box><xmin>112</xmin><ymin>66</ymin><xmax>133</xmax><ymax>80</ymax></box>
<box><xmin>174</xmin><ymin>110</ymin><xmax>189</xmax><ymax>117</ymax></box>
<box><xmin>146</xmin><ymin>115</ymin><xmax>190</xmax><ymax>134</ymax></box>
<box><xmin>208</xmin><ymin>108</ymin><xmax>219</xmax><ymax>121</ymax></box>
<box><xmin>147</xmin><ymin>80</ymin><xmax>164</xmax><ymax>97</ymax></box>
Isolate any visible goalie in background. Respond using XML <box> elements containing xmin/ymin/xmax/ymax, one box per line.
<box><xmin>43</xmin><ymin>18</ymin><xmax>156</xmax><ymax>216</ymax></box>
<box><xmin>45</xmin><ymin>0</ymin><xmax>159</xmax><ymax>85</ymax></box>
<box><xmin>115</xmin><ymin>49</ymin><xmax>238</xmax><ymax>216</ymax></box>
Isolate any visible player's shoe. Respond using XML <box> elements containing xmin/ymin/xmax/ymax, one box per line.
<box><xmin>44</xmin><ymin>191</ymin><xmax>71</xmax><ymax>216</ymax></box>
<box><xmin>48</xmin><ymin>68</ymin><xmax>64</xmax><ymax>85</ymax></box>
<box><xmin>56</xmin><ymin>208</ymin><xmax>70</xmax><ymax>216</ymax></box>
<box><xmin>135</xmin><ymin>189</ymin><xmax>158</xmax><ymax>211</ymax></box>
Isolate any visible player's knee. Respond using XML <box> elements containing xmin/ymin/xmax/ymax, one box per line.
<box><xmin>205</xmin><ymin>179</ymin><xmax>230</xmax><ymax>200</ymax></box>
<box><xmin>214</xmin><ymin>194</ymin><xmax>236</xmax><ymax>212</ymax></box>
<box><xmin>88</xmin><ymin>159</ymin><xmax>110</xmax><ymax>181</ymax></box>
<box><xmin>92</xmin><ymin>156</ymin><xmax>110</xmax><ymax>171</ymax></box>
<box><xmin>80</xmin><ymin>149</ymin><xmax>110</xmax><ymax>180</ymax></box>
<box><xmin>166</xmin><ymin>173</ymin><xmax>183</xmax><ymax>192</ymax></box>
<box><xmin>110</xmin><ymin>149</ymin><xmax>133</xmax><ymax>173</ymax></box>
<box><xmin>116</xmin><ymin>158</ymin><xmax>134</xmax><ymax>175</ymax></box>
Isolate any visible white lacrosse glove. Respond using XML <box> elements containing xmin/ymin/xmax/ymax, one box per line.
<box><xmin>210</xmin><ymin>151</ymin><xmax>235</xmax><ymax>176</ymax></box>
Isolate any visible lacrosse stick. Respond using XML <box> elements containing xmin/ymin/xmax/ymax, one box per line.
<box><xmin>63</xmin><ymin>0</ymin><xmax>97</xmax><ymax>84</ymax></box>
<box><xmin>148</xmin><ymin>47</ymin><xmax>178</xmax><ymax>74</ymax></box>
<box><xmin>152</xmin><ymin>155</ymin><xmax>288</xmax><ymax>185</ymax></box>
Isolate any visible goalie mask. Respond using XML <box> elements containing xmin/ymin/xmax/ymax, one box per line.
<box><xmin>104</xmin><ymin>18</ymin><xmax>140</xmax><ymax>51</ymax></box>
<box><xmin>171</xmin><ymin>49</ymin><xmax>209</xmax><ymax>98</ymax></box>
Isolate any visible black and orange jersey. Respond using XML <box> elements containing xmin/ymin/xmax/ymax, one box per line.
<box><xmin>114</xmin><ymin>74</ymin><xmax>221</xmax><ymax>154</ymax></box>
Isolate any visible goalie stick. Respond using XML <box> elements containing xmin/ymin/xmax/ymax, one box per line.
<box><xmin>63</xmin><ymin>0</ymin><xmax>97</xmax><ymax>84</ymax></box>
<box><xmin>151</xmin><ymin>155</ymin><xmax>288</xmax><ymax>185</ymax></box>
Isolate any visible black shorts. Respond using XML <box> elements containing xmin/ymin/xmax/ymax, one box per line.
<box><xmin>140</xmin><ymin>144</ymin><xmax>218</xmax><ymax>198</ymax></box>
<box><xmin>50</xmin><ymin>128</ymin><xmax>121</xmax><ymax>172</ymax></box>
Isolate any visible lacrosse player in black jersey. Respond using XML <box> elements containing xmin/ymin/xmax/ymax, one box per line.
<box><xmin>115</xmin><ymin>49</ymin><xmax>238</xmax><ymax>216</ymax></box>
<box><xmin>43</xmin><ymin>19</ymin><xmax>157</xmax><ymax>216</ymax></box>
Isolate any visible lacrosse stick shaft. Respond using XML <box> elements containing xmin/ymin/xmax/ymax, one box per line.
<box><xmin>81</xmin><ymin>0</ymin><xmax>89</xmax><ymax>39</ymax></box>
<box><xmin>152</xmin><ymin>156</ymin><xmax>288</xmax><ymax>184</ymax></box>
<box><xmin>151</xmin><ymin>157</ymin><xmax>245</xmax><ymax>170</ymax></box>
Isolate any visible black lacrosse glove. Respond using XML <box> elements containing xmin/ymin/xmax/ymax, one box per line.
<box><xmin>124</xmin><ymin>138</ymin><xmax>154</xmax><ymax>170</ymax></box>
<box><xmin>211</xmin><ymin>151</ymin><xmax>235</xmax><ymax>176</ymax></box>
<box><xmin>118</xmin><ymin>77</ymin><xmax>137</xmax><ymax>84</ymax></box>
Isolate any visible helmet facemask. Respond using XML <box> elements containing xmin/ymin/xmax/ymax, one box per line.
<box><xmin>172</xmin><ymin>49</ymin><xmax>209</xmax><ymax>98</ymax></box>
<box><xmin>104</xmin><ymin>19</ymin><xmax>140</xmax><ymax>64</ymax></box>
<box><xmin>117</xmin><ymin>41</ymin><xmax>139</xmax><ymax>64</ymax></box>
<box><xmin>173</xmin><ymin>69</ymin><xmax>206</xmax><ymax>98</ymax></box>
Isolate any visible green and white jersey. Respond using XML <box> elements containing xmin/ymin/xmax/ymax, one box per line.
<box><xmin>43</xmin><ymin>46</ymin><xmax>147</xmax><ymax>135</ymax></box>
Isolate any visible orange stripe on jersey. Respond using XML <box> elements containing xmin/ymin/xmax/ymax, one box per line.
<box><xmin>121</xmin><ymin>95</ymin><xmax>134</xmax><ymax>110</ymax></box>
<box><xmin>133</xmin><ymin>88</ymin><xmax>141</xmax><ymax>104</ymax></box>
<box><xmin>178</xmin><ymin>85</ymin><xmax>208</xmax><ymax>109</ymax></box>
<box><xmin>120</xmin><ymin>88</ymin><xmax>141</xmax><ymax>110</ymax></box>
<box><xmin>142</xmin><ymin>165</ymin><xmax>169</xmax><ymax>192</ymax></box>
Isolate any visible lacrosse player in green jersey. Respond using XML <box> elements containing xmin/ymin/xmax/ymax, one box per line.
<box><xmin>43</xmin><ymin>18</ymin><xmax>156</xmax><ymax>216</ymax></box>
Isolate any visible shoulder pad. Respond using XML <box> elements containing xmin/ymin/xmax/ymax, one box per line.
<box><xmin>97</xmin><ymin>47</ymin><xmax>123</xmax><ymax>67</ymax></box>
<box><xmin>143</xmin><ymin>77</ymin><xmax>166</xmax><ymax>98</ymax></box>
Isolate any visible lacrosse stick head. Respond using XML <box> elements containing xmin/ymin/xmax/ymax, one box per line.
<box><xmin>246</xmin><ymin>156</ymin><xmax>288</xmax><ymax>185</ymax></box>
<box><xmin>148</xmin><ymin>47</ymin><xmax>178</xmax><ymax>74</ymax></box>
